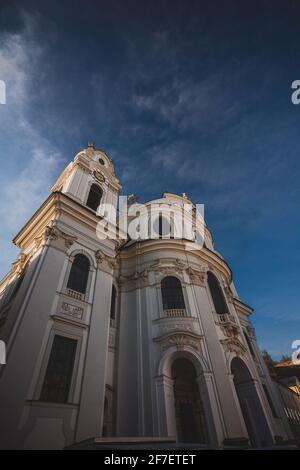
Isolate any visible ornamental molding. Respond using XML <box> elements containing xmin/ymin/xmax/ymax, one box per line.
<box><xmin>34</xmin><ymin>225</ymin><xmax>77</xmax><ymax>250</ymax></box>
<box><xmin>155</xmin><ymin>320</ymin><xmax>195</xmax><ymax>336</ymax></box>
<box><xmin>51</xmin><ymin>163</ymin><xmax>75</xmax><ymax>192</ymax></box>
<box><xmin>153</xmin><ymin>267</ymin><xmax>180</xmax><ymax>277</ymax></box>
<box><xmin>154</xmin><ymin>330</ymin><xmax>203</xmax><ymax>352</ymax></box>
<box><xmin>11</xmin><ymin>253</ymin><xmax>28</xmax><ymax>275</ymax></box>
<box><xmin>51</xmin><ymin>314</ymin><xmax>88</xmax><ymax>330</ymax></box>
<box><xmin>95</xmin><ymin>249</ymin><xmax>117</xmax><ymax>271</ymax></box>
<box><xmin>119</xmin><ymin>259</ymin><xmax>210</xmax><ymax>289</ymax></box>
<box><xmin>61</xmin><ymin>301</ymin><xmax>83</xmax><ymax>319</ymax></box>
<box><xmin>185</xmin><ymin>266</ymin><xmax>208</xmax><ymax>287</ymax></box>
<box><xmin>147</xmin><ymin>259</ymin><xmax>211</xmax><ymax>287</ymax></box>
<box><xmin>150</xmin><ymin>258</ymin><xmax>187</xmax><ymax>273</ymax></box>
<box><xmin>119</xmin><ymin>269</ymin><xmax>149</xmax><ymax>289</ymax></box>
<box><xmin>220</xmin><ymin>323</ymin><xmax>240</xmax><ymax>338</ymax></box>
<box><xmin>246</xmin><ymin>325</ymin><xmax>256</xmax><ymax>338</ymax></box>
<box><xmin>76</xmin><ymin>160</ymin><xmax>92</xmax><ymax>174</ymax></box>
<box><xmin>220</xmin><ymin>337</ymin><xmax>247</xmax><ymax>357</ymax></box>
<box><xmin>93</xmin><ymin>169</ymin><xmax>106</xmax><ymax>184</ymax></box>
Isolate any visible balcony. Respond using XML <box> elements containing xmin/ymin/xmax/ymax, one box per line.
<box><xmin>218</xmin><ymin>313</ymin><xmax>237</xmax><ymax>324</ymax></box>
<box><xmin>66</xmin><ymin>288</ymin><xmax>83</xmax><ymax>301</ymax></box>
<box><xmin>162</xmin><ymin>308</ymin><xmax>188</xmax><ymax>318</ymax></box>
<box><xmin>217</xmin><ymin>313</ymin><xmax>239</xmax><ymax>337</ymax></box>
<box><xmin>153</xmin><ymin>309</ymin><xmax>200</xmax><ymax>340</ymax></box>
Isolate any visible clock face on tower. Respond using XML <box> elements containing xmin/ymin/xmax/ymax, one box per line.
<box><xmin>94</xmin><ymin>170</ymin><xmax>105</xmax><ymax>183</ymax></box>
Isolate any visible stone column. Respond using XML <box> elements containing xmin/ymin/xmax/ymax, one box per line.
<box><xmin>155</xmin><ymin>375</ymin><xmax>177</xmax><ymax>439</ymax></box>
<box><xmin>196</xmin><ymin>372</ymin><xmax>223</xmax><ymax>447</ymax></box>
<box><xmin>228</xmin><ymin>373</ymin><xmax>249</xmax><ymax>436</ymax></box>
<box><xmin>75</xmin><ymin>266</ymin><xmax>113</xmax><ymax>442</ymax></box>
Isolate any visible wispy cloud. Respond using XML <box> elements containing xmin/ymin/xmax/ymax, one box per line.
<box><xmin>0</xmin><ymin>12</ymin><xmax>62</xmax><ymax>276</ymax></box>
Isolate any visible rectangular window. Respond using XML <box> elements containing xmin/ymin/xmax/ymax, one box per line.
<box><xmin>40</xmin><ymin>335</ymin><xmax>77</xmax><ymax>403</ymax></box>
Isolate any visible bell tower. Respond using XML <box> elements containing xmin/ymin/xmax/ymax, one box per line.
<box><xmin>0</xmin><ymin>144</ymin><xmax>121</xmax><ymax>449</ymax></box>
<box><xmin>52</xmin><ymin>142</ymin><xmax>121</xmax><ymax>216</ymax></box>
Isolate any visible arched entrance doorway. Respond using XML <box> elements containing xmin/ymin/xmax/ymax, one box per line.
<box><xmin>231</xmin><ymin>358</ymin><xmax>272</xmax><ymax>447</ymax></box>
<box><xmin>172</xmin><ymin>358</ymin><xmax>208</xmax><ymax>443</ymax></box>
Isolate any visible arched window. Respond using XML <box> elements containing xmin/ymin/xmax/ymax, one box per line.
<box><xmin>86</xmin><ymin>184</ymin><xmax>102</xmax><ymax>211</ymax></box>
<box><xmin>152</xmin><ymin>214</ymin><xmax>173</xmax><ymax>239</ymax></box>
<box><xmin>158</xmin><ymin>215</ymin><xmax>165</xmax><ymax>238</ymax></box>
<box><xmin>110</xmin><ymin>285</ymin><xmax>117</xmax><ymax>321</ymax></box>
<box><xmin>67</xmin><ymin>254</ymin><xmax>90</xmax><ymax>294</ymax></box>
<box><xmin>207</xmin><ymin>271</ymin><xmax>228</xmax><ymax>314</ymax></box>
<box><xmin>161</xmin><ymin>276</ymin><xmax>185</xmax><ymax>310</ymax></box>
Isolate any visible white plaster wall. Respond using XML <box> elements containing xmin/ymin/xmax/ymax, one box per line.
<box><xmin>0</xmin><ymin>245</ymin><xmax>68</xmax><ymax>449</ymax></box>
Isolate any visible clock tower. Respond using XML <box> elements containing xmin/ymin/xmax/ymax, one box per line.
<box><xmin>0</xmin><ymin>144</ymin><xmax>121</xmax><ymax>448</ymax></box>
<box><xmin>52</xmin><ymin>142</ymin><xmax>120</xmax><ymax>215</ymax></box>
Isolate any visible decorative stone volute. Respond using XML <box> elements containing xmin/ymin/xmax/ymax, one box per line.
<box><xmin>95</xmin><ymin>249</ymin><xmax>117</xmax><ymax>273</ymax></box>
<box><xmin>34</xmin><ymin>225</ymin><xmax>77</xmax><ymax>251</ymax></box>
<box><xmin>11</xmin><ymin>253</ymin><xmax>28</xmax><ymax>275</ymax></box>
<box><xmin>154</xmin><ymin>331</ymin><xmax>203</xmax><ymax>352</ymax></box>
<box><xmin>220</xmin><ymin>337</ymin><xmax>247</xmax><ymax>357</ymax></box>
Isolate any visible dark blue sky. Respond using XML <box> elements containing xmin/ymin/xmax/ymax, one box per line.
<box><xmin>0</xmin><ymin>0</ymin><xmax>300</xmax><ymax>359</ymax></box>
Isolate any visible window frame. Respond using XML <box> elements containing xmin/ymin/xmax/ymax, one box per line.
<box><xmin>35</xmin><ymin>328</ymin><xmax>82</xmax><ymax>404</ymax></box>
<box><xmin>161</xmin><ymin>275</ymin><xmax>186</xmax><ymax>311</ymax></box>
<box><xmin>207</xmin><ymin>271</ymin><xmax>228</xmax><ymax>315</ymax></box>
<box><xmin>150</xmin><ymin>212</ymin><xmax>174</xmax><ymax>239</ymax></box>
<box><xmin>40</xmin><ymin>334</ymin><xmax>78</xmax><ymax>404</ymax></box>
<box><xmin>86</xmin><ymin>183</ymin><xmax>103</xmax><ymax>212</ymax></box>
<box><xmin>66</xmin><ymin>253</ymin><xmax>90</xmax><ymax>296</ymax></box>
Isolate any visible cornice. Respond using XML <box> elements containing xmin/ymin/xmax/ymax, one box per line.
<box><xmin>153</xmin><ymin>330</ymin><xmax>204</xmax><ymax>352</ymax></box>
<box><xmin>233</xmin><ymin>297</ymin><xmax>253</xmax><ymax>315</ymax></box>
<box><xmin>119</xmin><ymin>239</ymin><xmax>232</xmax><ymax>283</ymax></box>
<box><xmin>51</xmin><ymin>162</ymin><xmax>75</xmax><ymax>192</ymax></box>
<box><xmin>13</xmin><ymin>192</ymin><xmax>107</xmax><ymax>249</ymax></box>
<box><xmin>13</xmin><ymin>192</ymin><xmax>60</xmax><ymax>248</ymax></box>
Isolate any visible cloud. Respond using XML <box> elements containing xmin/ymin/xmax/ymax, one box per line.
<box><xmin>128</xmin><ymin>28</ymin><xmax>253</xmax><ymax>135</ymax></box>
<box><xmin>0</xmin><ymin>12</ymin><xmax>62</xmax><ymax>277</ymax></box>
<box><xmin>0</xmin><ymin>149</ymin><xmax>60</xmax><ymax>229</ymax></box>
<box><xmin>132</xmin><ymin>73</ymin><xmax>238</xmax><ymax>133</ymax></box>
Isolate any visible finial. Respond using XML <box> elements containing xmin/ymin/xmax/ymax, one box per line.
<box><xmin>87</xmin><ymin>142</ymin><xmax>95</xmax><ymax>148</ymax></box>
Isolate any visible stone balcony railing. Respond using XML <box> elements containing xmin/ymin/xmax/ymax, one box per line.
<box><xmin>218</xmin><ymin>313</ymin><xmax>237</xmax><ymax>324</ymax></box>
<box><xmin>66</xmin><ymin>288</ymin><xmax>83</xmax><ymax>301</ymax></box>
<box><xmin>153</xmin><ymin>309</ymin><xmax>200</xmax><ymax>339</ymax></box>
<box><xmin>162</xmin><ymin>308</ymin><xmax>188</xmax><ymax>318</ymax></box>
<box><xmin>217</xmin><ymin>312</ymin><xmax>240</xmax><ymax>338</ymax></box>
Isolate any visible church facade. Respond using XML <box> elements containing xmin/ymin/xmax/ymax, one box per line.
<box><xmin>0</xmin><ymin>145</ymin><xmax>293</xmax><ymax>449</ymax></box>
